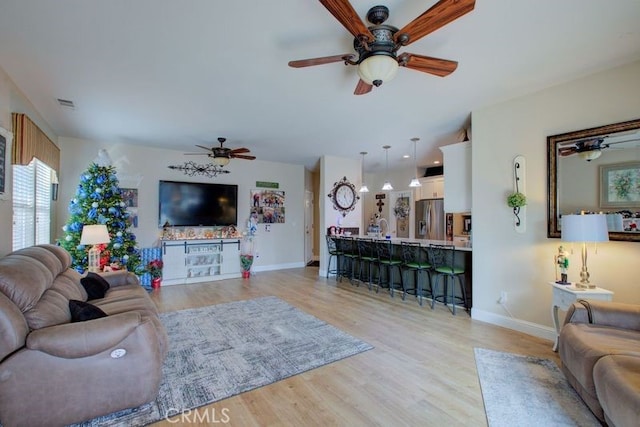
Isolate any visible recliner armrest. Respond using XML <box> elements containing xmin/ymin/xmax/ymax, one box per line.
<box><xmin>26</xmin><ymin>312</ymin><xmax>142</xmax><ymax>358</ymax></box>
<box><xmin>565</xmin><ymin>300</ymin><xmax>640</xmax><ymax>331</ymax></box>
<box><xmin>99</xmin><ymin>270</ymin><xmax>140</xmax><ymax>287</ymax></box>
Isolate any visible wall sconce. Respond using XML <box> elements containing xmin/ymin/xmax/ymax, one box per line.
<box><xmin>507</xmin><ymin>155</ymin><xmax>526</xmax><ymax>233</ymax></box>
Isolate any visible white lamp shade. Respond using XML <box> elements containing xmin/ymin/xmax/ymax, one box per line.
<box><xmin>80</xmin><ymin>224</ymin><xmax>111</xmax><ymax>245</ymax></box>
<box><xmin>213</xmin><ymin>156</ymin><xmax>230</xmax><ymax>166</ymax></box>
<box><xmin>382</xmin><ymin>181</ymin><xmax>393</xmax><ymax>191</ymax></box>
<box><xmin>357</xmin><ymin>55</ymin><xmax>399</xmax><ymax>85</ymax></box>
<box><xmin>409</xmin><ymin>178</ymin><xmax>422</xmax><ymax>187</ymax></box>
<box><xmin>579</xmin><ymin>150</ymin><xmax>602</xmax><ymax>161</ymax></box>
<box><xmin>358</xmin><ymin>184</ymin><xmax>370</xmax><ymax>193</ymax></box>
<box><xmin>561</xmin><ymin>214</ymin><xmax>609</xmax><ymax>242</ymax></box>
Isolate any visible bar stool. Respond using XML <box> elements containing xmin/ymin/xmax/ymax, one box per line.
<box><xmin>357</xmin><ymin>238</ymin><xmax>377</xmax><ymax>291</ymax></box>
<box><xmin>325</xmin><ymin>235</ymin><xmax>342</xmax><ymax>279</ymax></box>
<box><xmin>337</xmin><ymin>237</ymin><xmax>358</xmax><ymax>283</ymax></box>
<box><xmin>375</xmin><ymin>239</ymin><xmax>404</xmax><ymax>297</ymax></box>
<box><xmin>401</xmin><ymin>241</ymin><xmax>432</xmax><ymax>305</ymax></box>
<box><xmin>428</xmin><ymin>244</ymin><xmax>468</xmax><ymax>315</ymax></box>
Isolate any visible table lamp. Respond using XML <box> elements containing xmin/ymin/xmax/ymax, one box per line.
<box><xmin>561</xmin><ymin>213</ymin><xmax>608</xmax><ymax>289</ymax></box>
<box><xmin>80</xmin><ymin>224</ymin><xmax>111</xmax><ymax>273</ymax></box>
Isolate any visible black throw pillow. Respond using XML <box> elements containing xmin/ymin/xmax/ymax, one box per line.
<box><xmin>80</xmin><ymin>272</ymin><xmax>110</xmax><ymax>300</ymax></box>
<box><xmin>69</xmin><ymin>299</ymin><xmax>108</xmax><ymax>322</ymax></box>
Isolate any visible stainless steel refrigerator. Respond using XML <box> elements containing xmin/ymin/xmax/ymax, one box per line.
<box><xmin>415</xmin><ymin>198</ymin><xmax>445</xmax><ymax>240</ymax></box>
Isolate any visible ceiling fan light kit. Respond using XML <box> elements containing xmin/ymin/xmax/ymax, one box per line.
<box><xmin>357</xmin><ymin>53</ymin><xmax>399</xmax><ymax>87</ymax></box>
<box><xmin>213</xmin><ymin>156</ymin><xmax>231</xmax><ymax>166</ymax></box>
<box><xmin>579</xmin><ymin>150</ymin><xmax>602</xmax><ymax>161</ymax></box>
<box><xmin>289</xmin><ymin>0</ymin><xmax>475</xmax><ymax>95</ymax></box>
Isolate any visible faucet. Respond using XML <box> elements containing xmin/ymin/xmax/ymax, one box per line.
<box><xmin>377</xmin><ymin>218</ymin><xmax>389</xmax><ymax>238</ymax></box>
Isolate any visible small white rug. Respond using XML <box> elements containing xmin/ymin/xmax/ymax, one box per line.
<box><xmin>474</xmin><ymin>348</ymin><xmax>600</xmax><ymax>427</ymax></box>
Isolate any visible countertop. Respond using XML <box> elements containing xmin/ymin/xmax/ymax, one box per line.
<box><xmin>337</xmin><ymin>235</ymin><xmax>472</xmax><ymax>252</ymax></box>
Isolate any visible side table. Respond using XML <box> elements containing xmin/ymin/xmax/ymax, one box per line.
<box><xmin>549</xmin><ymin>282</ymin><xmax>613</xmax><ymax>351</ymax></box>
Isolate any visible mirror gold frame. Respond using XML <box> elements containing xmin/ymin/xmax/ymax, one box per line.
<box><xmin>547</xmin><ymin>118</ymin><xmax>640</xmax><ymax>242</ymax></box>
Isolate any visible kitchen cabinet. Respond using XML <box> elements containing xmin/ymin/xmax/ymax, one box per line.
<box><xmin>161</xmin><ymin>239</ymin><xmax>241</xmax><ymax>285</ymax></box>
<box><xmin>440</xmin><ymin>141</ymin><xmax>471</xmax><ymax>212</ymax></box>
<box><xmin>417</xmin><ymin>176</ymin><xmax>444</xmax><ymax>200</ymax></box>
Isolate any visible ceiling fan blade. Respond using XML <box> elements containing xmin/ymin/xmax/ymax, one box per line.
<box><xmin>195</xmin><ymin>144</ymin><xmax>213</xmax><ymax>151</ymax></box>
<box><xmin>399</xmin><ymin>53</ymin><xmax>458</xmax><ymax>77</ymax></box>
<box><xmin>394</xmin><ymin>0</ymin><xmax>475</xmax><ymax>46</ymax></box>
<box><xmin>354</xmin><ymin>79</ymin><xmax>373</xmax><ymax>95</ymax></box>
<box><xmin>230</xmin><ymin>147</ymin><xmax>250</xmax><ymax>154</ymax></box>
<box><xmin>319</xmin><ymin>0</ymin><xmax>374</xmax><ymax>40</ymax></box>
<box><xmin>184</xmin><ymin>152</ymin><xmax>210</xmax><ymax>155</ymax></box>
<box><xmin>289</xmin><ymin>54</ymin><xmax>355</xmax><ymax>68</ymax></box>
<box><xmin>231</xmin><ymin>154</ymin><xmax>256</xmax><ymax>160</ymax></box>
<box><xmin>558</xmin><ymin>147</ymin><xmax>577</xmax><ymax>156</ymax></box>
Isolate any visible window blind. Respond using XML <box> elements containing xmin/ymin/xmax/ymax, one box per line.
<box><xmin>12</xmin><ymin>158</ymin><xmax>52</xmax><ymax>251</ymax></box>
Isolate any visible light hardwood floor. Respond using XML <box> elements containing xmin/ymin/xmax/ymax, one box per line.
<box><xmin>149</xmin><ymin>267</ymin><xmax>558</xmax><ymax>426</ymax></box>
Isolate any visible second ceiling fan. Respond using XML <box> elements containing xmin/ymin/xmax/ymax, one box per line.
<box><xmin>288</xmin><ymin>0</ymin><xmax>476</xmax><ymax>95</ymax></box>
<box><xmin>185</xmin><ymin>137</ymin><xmax>256</xmax><ymax>166</ymax></box>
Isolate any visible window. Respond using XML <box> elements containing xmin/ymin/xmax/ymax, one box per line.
<box><xmin>12</xmin><ymin>158</ymin><xmax>52</xmax><ymax>251</ymax></box>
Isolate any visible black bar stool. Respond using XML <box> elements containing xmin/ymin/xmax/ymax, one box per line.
<box><xmin>325</xmin><ymin>235</ymin><xmax>342</xmax><ymax>279</ymax></box>
<box><xmin>357</xmin><ymin>238</ymin><xmax>377</xmax><ymax>291</ymax></box>
<box><xmin>375</xmin><ymin>239</ymin><xmax>404</xmax><ymax>297</ymax></box>
<box><xmin>336</xmin><ymin>237</ymin><xmax>358</xmax><ymax>283</ymax></box>
<box><xmin>428</xmin><ymin>244</ymin><xmax>468</xmax><ymax>315</ymax></box>
<box><xmin>401</xmin><ymin>241</ymin><xmax>432</xmax><ymax>305</ymax></box>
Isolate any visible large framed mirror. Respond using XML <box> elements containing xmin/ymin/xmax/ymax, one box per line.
<box><xmin>548</xmin><ymin>118</ymin><xmax>640</xmax><ymax>242</ymax></box>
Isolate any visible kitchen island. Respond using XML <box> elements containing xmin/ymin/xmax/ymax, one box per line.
<box><xmin>330</xmin><ymin>235</ymin><xmax>472</xmax><ymax>311</ymax></box>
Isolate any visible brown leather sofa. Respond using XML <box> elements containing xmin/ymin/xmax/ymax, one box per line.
<box><xmin>559</xmin><ymin>300</ymin><xmax>640</xmax><ymax>427</ymax></box>
<box><xmin>0</xmin><ymin>244</ymin><xmax>168</xmax><ymax>427</ymax></box>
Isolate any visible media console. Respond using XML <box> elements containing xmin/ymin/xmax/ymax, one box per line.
<box><xmin>161</xmin><ymin>239</ymin><xmax>242</xmax><ymax>285</ymax></box>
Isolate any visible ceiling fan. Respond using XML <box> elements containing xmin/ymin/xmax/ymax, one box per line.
<box><xmin>558</xmin><ymin>137</ymin><xmax>640</xmax><ymax>161</ymax></box>
<box><xmin>185</xmin><ymin>137</ymin><xmax>256</xmax><ymax>166</ymax></box>
<box><xmin>288</xmin><ymin>0</ymin><xmax>476</xmax><ymax>95</ymax></box>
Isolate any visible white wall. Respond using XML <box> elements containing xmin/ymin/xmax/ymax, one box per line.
<box><xmin>0</xmin><ymin>66</ymin><xmax>58</xmax><ymax>257</ymax></box>
<box><xmin>56</xmin><ymin>137</ymin><xmax>306</xmax><ymax>271</ymax></box>
<box><xmin>319</xmin><ymin>155</ymin><xmax>363</xmax><ymax>276</ymax></box>
<box><xmin>472</xmin><ymin>60</ymin><xmax>640</xmax><ymax>339</ymax></box>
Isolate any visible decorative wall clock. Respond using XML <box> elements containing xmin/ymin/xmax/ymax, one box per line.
<box><xmin>328</xmin><ymin>176</ymin><xmax>359</xmax><ymax>217</ymax></box>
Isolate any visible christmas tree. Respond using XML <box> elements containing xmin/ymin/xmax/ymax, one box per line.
<box><xmin>59</xmin><ymin>152</ymin><xmax>143</xmax><ymax>274</ymax></box>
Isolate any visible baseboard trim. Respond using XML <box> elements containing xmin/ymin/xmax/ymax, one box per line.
<box><xmin>253</xmin><ymin>262</ymin><xmax>306</xmax><ymax>272</ymax></box>
<box><xmin>472</xmin><ymin>308</ymin><xmax>556</xmax><ymax>343</ymax></box>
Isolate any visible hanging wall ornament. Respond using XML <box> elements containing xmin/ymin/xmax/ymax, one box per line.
<box><xmin>167</xmin><ymin>161</ymin><xmax>230</xmax><ymax>177</ymax></box>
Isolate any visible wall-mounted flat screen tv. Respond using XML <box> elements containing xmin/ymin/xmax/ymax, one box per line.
<box><xmin>158</xmin><ymin>180</ymin><xmax>238</xmax><ymax>227</ymax></box>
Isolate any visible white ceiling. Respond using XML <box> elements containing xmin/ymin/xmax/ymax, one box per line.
<box><xmin>1</xmin><ymin>0</ymin><xmax>639</xmax><ymax>172</ymax></box>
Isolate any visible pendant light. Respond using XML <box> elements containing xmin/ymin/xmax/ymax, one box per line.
<box><xmin>409</xmin><ymin>137</ymin><xmax>422</xmax><ymax>188</ymax></box>
<box><xmin>358</xmin><ymin>151</ymin><xmax>369</xmax><ymax>193</ymax></box>
<box><xmin>382</xmin><ymin>145</ymin><xmax>393</xmax><ymax>191</ymax></box>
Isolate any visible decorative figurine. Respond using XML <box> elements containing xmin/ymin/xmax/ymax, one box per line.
<box><xmin>555</xmin><ymin>245</ymin><xmax>570</xmax><ymax>284</ymax></box>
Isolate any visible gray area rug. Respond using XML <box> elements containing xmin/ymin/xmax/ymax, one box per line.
<box><xmin>474</xmin><ymin>348</ymin><xmax>600</xmax><ymax>427</ymax></box>
<box><xmin>76</xmin><ymin>296</ymin><xmax>373</xmax><ymax>426</ymax></box>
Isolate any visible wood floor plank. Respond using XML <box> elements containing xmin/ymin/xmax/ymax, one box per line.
<box><xmin>149</xmin><ymin>267</ymin><xmax>557</xmax><ymax>426</ymax></box>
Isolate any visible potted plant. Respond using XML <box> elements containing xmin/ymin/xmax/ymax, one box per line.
<box><xmin>507</xmin><ymin>192</ymin><xmax>527</xmax><ymax>208</ymax></box>
<box><xmin>148</xmin><ymin>259</ymin><xmax>163</xmax><ymax>289</ymax></box>
<box><xmin>507</xmin><ymin>192</ymin><xmax>527</xmax><ymax>226</ymax></box>
<box><xmin>240</xmin><ymin>235</ymin><xmax>255</xmax><ymax>279</ymax></box>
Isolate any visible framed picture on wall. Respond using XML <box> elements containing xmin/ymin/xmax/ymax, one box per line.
<box><xmin>0</xmin><ymin>126</ymin><xmax>13</xmax><ymax>200</ymax></box>
<box><xmin>599</xmin><ymin>162</ymin><xmax>640</xmax><ymax>208</ymax></box>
